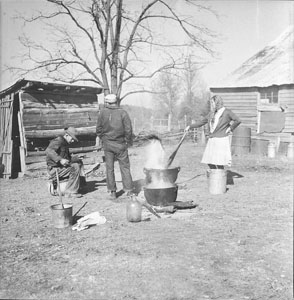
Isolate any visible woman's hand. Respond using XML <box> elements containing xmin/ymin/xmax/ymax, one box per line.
<box><xmin>226</xmin><ymin>127</ymin><xmax>232</xmax><ymax>134</ymax></box>
<box><xmin>184</xmin><ymin>125</ymin><xmax>190</xmax><ymax>132</ymax></box>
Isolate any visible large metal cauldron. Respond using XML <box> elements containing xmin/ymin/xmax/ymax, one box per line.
<box><xmin>144</xmin><ymin>167</ymin><xmax>180</xmax><ymax>184</ymax></box>
<box><xmin>144</xmin><ymin>185</ymin><xmax>178</xmax><ymax>206</ymax></box>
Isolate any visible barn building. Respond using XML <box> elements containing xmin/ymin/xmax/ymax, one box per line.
<box><xmin>0</xmin><ymin>79</ymin><xmax>103</xmax><ymax>178</ymax></box>
<box><xmin>210</xmin><ymin>26</ymin><xmax>294</xmax><ymax>154</ymax></box>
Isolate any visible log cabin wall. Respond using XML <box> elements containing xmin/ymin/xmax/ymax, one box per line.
<box><xmin>20</xmin><ymin>91</ymin><xmax>99</xmax><ymax>142</ymax></box>
<box><xmin>210</xmin><ymin>85</ymin><xmax>294</xmax><ymax>145</ymax></box>
<box><xmin>279</xmin><ymin>86</ymin><xmax>294</xmax><ymax>133</ymax></box>
<box><xmin>19</xmin><ymin>86</ymin><xmax>103</xmax><ymax>174</ymax></box>
<box><xmin>0</xmin><ymin>80</ymin><xmax>103</xmax><ymax>178</ymax></box>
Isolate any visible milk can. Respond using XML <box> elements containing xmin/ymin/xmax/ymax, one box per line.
<box><xmin>287</xmin><ymin>142</ymin><xmax>294</xmax><ymax>159</ymax></box>
<box><xmin>126</xmin><ymin>197</ymin><xmax>142</xmax><ymax>222</ymax></box>
<box><xmin>267</xmin><ymin>142</ymin><xmax>276</xmax><ymax>158</ymax></box>
<box><xmin>207</xmin><ymin>169</ymin><xmax>227</xmax><ymax>195</ymax></box>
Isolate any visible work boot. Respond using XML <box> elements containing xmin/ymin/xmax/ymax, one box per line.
<box><xmin>126</xmin><ymin>191</ymin><xmax>135</xmax><ymax>197</ymax></box>
<box><xmin>121</xmin><ymin>191</ymin><xmax>136</xmax><ymax>199</ymax></box>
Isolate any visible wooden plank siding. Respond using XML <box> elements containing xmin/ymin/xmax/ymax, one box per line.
<box><xmin>279</xmin><ymin>88</ymin><xmax>294</xmax><ymax>133</ymax></box>
<box><xmin>20</xmin><ymin>91</ymin><xmax>99</xmax><ymax>138</ymax></box>
<box><xmin>21</xmin><ymin>91</ymin><xmax>98</xmax><ymax>108</ymax></box>
<box><xmin>210</xmin><ymin>91</ymin><xmax>258</xmax><ymax>133</ymax></box>
<box><xmin>210</xmin><ymin>86</ymin><xmax>294</xmax><ymax>142</ymax></box>
<box><xmin>0</xmin><ymin>80</ymin><xmax>103</xmax><ymax>178</ymax></box>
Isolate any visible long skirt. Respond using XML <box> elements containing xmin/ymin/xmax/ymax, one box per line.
<box><xmin>201</xmin><ymin>136</ymin><xmax>232</xmax><ymax>166</ymax></box>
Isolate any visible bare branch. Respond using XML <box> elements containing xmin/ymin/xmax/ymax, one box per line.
<box><xmin>8</xmin><ymin>0</ymin><xmax>218</xmax><ymax>105</ymax></box>
<box><xmin>120</xmin><ymin>89</ymin><xmax>164</xmax><ymax>101</ymax></box>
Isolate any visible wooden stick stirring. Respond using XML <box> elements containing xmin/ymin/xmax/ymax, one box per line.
<box><xmin>55</xmin><ymin>169</ymin><xmax>65</xmax><ymax>209</ymax></box>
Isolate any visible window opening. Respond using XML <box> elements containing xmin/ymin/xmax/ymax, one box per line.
<box><xmin>259</xmin><ymin>86</ymin><xmax>279</xmax><ymax>104</ymax></box>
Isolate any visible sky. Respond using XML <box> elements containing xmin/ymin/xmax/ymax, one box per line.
<box><xmin>0</xmin><ymin>0</ymin><xmax>293</xmax><ymax>107</ymax></box>
<box><xmin>200</xmin><ymin>0</ymin><xmax>294</xmax><ymax>85</ymax></box>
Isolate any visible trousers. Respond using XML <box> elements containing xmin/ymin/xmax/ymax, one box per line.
<box><xmin>48</xmin><ymin>162</ymin><xmax>83</xmax><ymax>195</ymax></box>
<box><xmin>104</xmin><ymin>147</ymin><xmax>133</xmax><ymax>192</ymax></box>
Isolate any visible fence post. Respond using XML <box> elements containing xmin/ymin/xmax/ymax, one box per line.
<box><xmin>200</xmin><ymin>127</ymin><xmax>206</xmax><ymax>145</ymax></box>
<box><xmin>193</xmin><ymin>128</ymin><xmax>197</xmax><ymax>142</ymax></box>
<box><xmin>133</xmin><ymin>118</ymin><xmax>136</xmax><ymax>133</ymax></box>
<box><xmin>184</xmin><ymin>115</ymin><xmax>187</xmax><ymax>128</ymax></box>
<box><xmin>168</xmin><ymin>113</ymin><xmax>172</xmax><ymax>132</ymax></box>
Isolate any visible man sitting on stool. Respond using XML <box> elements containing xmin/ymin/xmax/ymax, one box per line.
<box><xmin>46</xmin><ymin>127</ymin><xmax>85</xmax><ymax>198</ymax></box>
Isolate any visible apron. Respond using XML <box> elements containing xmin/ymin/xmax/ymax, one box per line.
<box><xmin>201</xmin><ymin>107</ymin><xmax>231</xmax><ymax>166</ymax></box>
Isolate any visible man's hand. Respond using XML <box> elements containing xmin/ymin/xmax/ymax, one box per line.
<box><xmin>60</xmin><ymin>158</ymin><xmax>70</xmax><ymax>166</ymax></box>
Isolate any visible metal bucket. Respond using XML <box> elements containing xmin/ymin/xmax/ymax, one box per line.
<box><xmin>50</xmin><ymin>204</ymin><xmax>73</xmax><ymax>228</ymax></box>
<box><xmin>207</xmin><ymin>169</ymin><xmax>227</xmax><ymax>195</ymax></box>
<box><xmin>231</xmin><ymin>126</ymin><xmax>251</xmax><ymax>155</ymax></box>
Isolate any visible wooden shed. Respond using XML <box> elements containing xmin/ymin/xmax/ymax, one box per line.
<box><xmin>0</xmin><ymin>79</ymin><xmax>103</xmax><ymax>178</ymax></box>
<box><xmin>210</xmin><ymin>26</ymin><xmax>294</xmax><ymax>153</ymax></box>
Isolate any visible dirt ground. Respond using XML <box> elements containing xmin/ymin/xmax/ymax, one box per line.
<box><xmin>0</xmin><ymin>141</ymin><xmax>293</xmax><ymax>300</ymax></box>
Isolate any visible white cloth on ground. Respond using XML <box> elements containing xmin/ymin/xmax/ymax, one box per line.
<box><xmin>72</xmin><ymin>211</ymin><xmax>106</xmax><ymax>231</ymax></box>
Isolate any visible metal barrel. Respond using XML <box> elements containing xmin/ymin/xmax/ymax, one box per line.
<box><xmin>231</xmin><ymin>126</ymin><xmax>251</xmax><ymax>155</ymax></box>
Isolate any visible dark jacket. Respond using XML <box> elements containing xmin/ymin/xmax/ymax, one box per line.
<box><xmin>190</xmin><ymin>108</ymin><xmax>241</xmax><ymax>138</ymax></box>
<box><xmin>96</xmin><ymin>105</ymin><xmax>133</xmax><ymax>151</ymax></box>
<box><xmin>45</xmin><ymin>136</ymin><xmax>71</xmax><ymax>167</ymax></box>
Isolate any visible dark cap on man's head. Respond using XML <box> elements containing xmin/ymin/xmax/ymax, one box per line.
<box><xmin>64</xmin><ymin>127</ymin><xmax>79</xmax><ymax>142</ymax></box>
<box><xmin>104</xmin><ymin>94</ymin><xmax>117</xmax><ymax>104</ymax></box>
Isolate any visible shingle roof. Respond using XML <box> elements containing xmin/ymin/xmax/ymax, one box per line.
<box><xmin>0</xmin><ymin>79</ymin><xmax>103</xmax><ymax>97</ymax></box>
<box><xmin>212</xmin><ymin>26</ymin><xmax>294</xmax><ymax>88</ymax></box>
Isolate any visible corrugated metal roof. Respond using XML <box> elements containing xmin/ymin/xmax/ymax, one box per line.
<box><xmin>211</xmin><ymin>26</ymin><xmax>294</xmax><ymax>88</ymax></box>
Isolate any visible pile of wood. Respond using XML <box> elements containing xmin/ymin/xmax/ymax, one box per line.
<box><xmin>133</xmin><ymin>128</ymin><xmax>204</xmax><ymax>147</ymax></box>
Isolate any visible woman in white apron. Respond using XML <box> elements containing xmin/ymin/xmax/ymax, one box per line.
<box><xmin>185</xmin><ymin>95</ymin><xmax>241</xmax><ymax>169</ymax></box>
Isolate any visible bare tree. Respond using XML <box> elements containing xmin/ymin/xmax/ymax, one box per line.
<box><xmin>9</xmin><ymin>0</ymin><xmax>217</xmax><ymax>105</ymax></box>
<box><xmin>152</xmin><ymin>71</ymin><xmax>181</xmax><ymax>118</ymax></box>
<box><xmin>178</xmin><ymin>53</ymin><xmax>209</xmax><ymax>122</ymax></box>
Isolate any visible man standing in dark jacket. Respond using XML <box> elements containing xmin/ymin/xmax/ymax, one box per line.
<box><xmin>96</xmin><ymin>94</ymin><xmax>134</xmax><ymax>199</ymax></box>
<box><xmin>46</xmin><ymin>127</ymin><xmax>84</xmax><ymax>198</ymax></box>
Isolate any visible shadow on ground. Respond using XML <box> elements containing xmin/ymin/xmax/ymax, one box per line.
<box><xmin>227</xmin><ymin>170</ymin><xmax>244</xmax><ymax>185</ymax></box>
<box><xmin>84</xmin><ymin>179</ymin><xmax>107</xmax><ymax>193</ymax></box>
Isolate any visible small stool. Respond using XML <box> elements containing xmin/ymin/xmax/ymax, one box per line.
<box><xmin>47</xmin><ymin>178</ymin><xmax>69</xmax><ymax>196</ymax></box>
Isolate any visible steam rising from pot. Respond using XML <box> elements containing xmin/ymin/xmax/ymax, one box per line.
<box><xmin>144</xmin><ymin>138</ymin><xmax>175</xmax><ymax>188</ymax></box>
<box><xmin>144</xmin><ymin>139</ymin><xmax>166</xmax><ymax>169</ymax></box>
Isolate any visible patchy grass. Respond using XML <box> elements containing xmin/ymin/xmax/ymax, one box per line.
<box><xmin>0</xmin><ymin>142</ymin><xmax>293</xmax><ymax>299</ymax></box>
